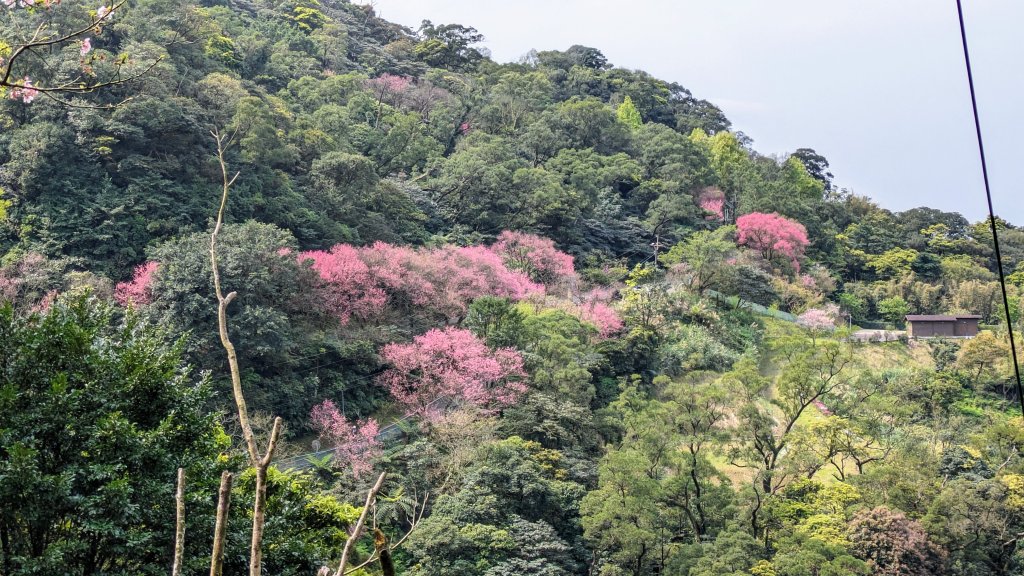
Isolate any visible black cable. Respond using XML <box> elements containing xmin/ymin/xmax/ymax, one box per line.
<box><xmin>956</xmin><ymin>0</ymin><xmax>1024</xmax><ymax>416</ymax></box>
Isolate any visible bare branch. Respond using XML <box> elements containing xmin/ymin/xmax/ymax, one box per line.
<box><xmin>209</xmin><ymin>471</ymin><xmax>233</xmax><ymax>576</ymax></box>
<box><xmin>335</xmin><ymin>472</ymin><xmax>387</xmax><ymax>576</ymax></box>
<box><xmin>172</xmin><ymin>468</ymin><xmax>186</xmax><ymax>576</ymax></box>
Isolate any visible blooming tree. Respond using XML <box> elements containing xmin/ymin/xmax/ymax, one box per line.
<box><xmin>736</xmin><ymin>212</ymin><xmax>809</xmax><ymax>271</ymax></box>
<box><xmin>796</xmin><ymin>302</ymin><xmax>841</xmax><ymax>344</ymax></box>
<box><xmin>377</xmin><ymin>327</ymin><xmax>527</xmax><ymax>419</ymax></box>
<box><xmin>317</xmin><ymin>241</ymin><xmax>543</xmax><ymax>325</ymax></box>
<box><xmin>114</xmin><ymin>261</ymin><xmax>158</xmax><ymax>306</ymax></box>
<box><xmin>490</xmin><ymin>230</ymin><xmax>575</xmax><ymax>286</ymax></box>
<box><xmin>309</xmin><ymin>400</ymin><xmax>381</xmax><ymax>477</ymax></box>
<box><xmin>577</xmin><ymin>301</ymin><xmax>624</xmax><ymax>338</ymax></box>
<box><xmin>698</xmin><ymin>188</ymin><xmax>726</xmax><ymax>221</ymax></box>
<box><xmin>298</xmin><ymin>245</ymin><xmax>387</xmax><ymax>325</ymax></box>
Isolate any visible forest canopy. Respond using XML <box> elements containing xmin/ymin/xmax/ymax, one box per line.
<box><xmin>2</xmin><ymin>1</ymin><xmax>1024</xmax><ymax>575</ymax></box>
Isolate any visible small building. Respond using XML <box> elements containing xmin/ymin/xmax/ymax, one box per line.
<box><xmin>905</xmin><ymin>314</ymin><xmax>982</xmax><ymax>338</ymax></box>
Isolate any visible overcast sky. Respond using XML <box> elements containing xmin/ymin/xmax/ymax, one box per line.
<box><xmin>363</xmin><ymin>0</ymin><xmax>1023</xmax><ymax>225</ymax></box>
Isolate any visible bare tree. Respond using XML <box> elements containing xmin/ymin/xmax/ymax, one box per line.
<box><xmin>187</xmin><ymin>129</ymin><xmax>427</xmax><ymax>576</ymax></box>
<box><xmin>209</xmin><ymin>129</ymin><xmax>283</xmax><ymax>576</ymax></box>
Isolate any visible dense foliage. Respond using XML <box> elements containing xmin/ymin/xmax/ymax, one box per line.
<box><xmin>4</xmin><ymin>0</ymin><xmax>1024</xmax><ymax>574</ymax></box>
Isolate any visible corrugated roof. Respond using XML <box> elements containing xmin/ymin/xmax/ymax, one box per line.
<box><xmin>905</xmin><ymin>315</ymin><xmax>982</xmax><ymax>321</ymax></box>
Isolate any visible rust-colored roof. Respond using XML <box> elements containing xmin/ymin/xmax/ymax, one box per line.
<box><xmin>905</xmin><ymin>315</ymin><xmax>982</xmax><ymax>322</ymax></box>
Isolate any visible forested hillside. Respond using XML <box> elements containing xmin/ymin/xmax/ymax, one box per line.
<box><xmin>3</xmin><ymin>0</ymin><xmax>1024</xmax><ymax>574</ymax></box>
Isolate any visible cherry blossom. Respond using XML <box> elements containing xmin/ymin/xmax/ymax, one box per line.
<box><xmin>491</xmin><ymin>230</ymin><xmax>575</xmax><ymax>286</ymax></box>
<box><xmin>9</xmin><ymin>77</ymin><xmax>38</xmax><ymax>103</ymax></box>
<box><xmin>310</xmin><ymin>400</ymin><xmax>381</xmax><ymax>477</ymax></box>
<box><xmin>378</xmin><ymin>327</ymin><xmax>527</xmax><ymax>420</ymax></box>
<box><xmin>736</xmin><ymin>212</ymin><xmax>809</xmax><ymax>271</ymax></box>
<box><xmin>298</xmin><ymin>244</ymin><xmax>387</xmax><ymax>325</ymax></box>
<box><xmin>698</xmin><ymin>188</ymin><xmax>726</xmax><ymax>221</ymax></box>
<box><xmin>80</xmin><ymin>38</ymin><xmax>92</xmax><ymax>56</ymax></box>
<box><xmin>114</xmin><ymin>261</ymin><xmax>158</xmax><ymax>306</ymax></box>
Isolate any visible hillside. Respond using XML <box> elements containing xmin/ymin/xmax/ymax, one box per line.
<box><xmin>2</xmin><ymin>1</ymin><xmax>1024</xmax><ymax>575</ymax></box>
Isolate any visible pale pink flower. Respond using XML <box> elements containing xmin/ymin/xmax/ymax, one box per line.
<box><xmin>96</xmin><ymin>4</ymin><xmax>109</xmax><ymax>19</ymax></box>
<box><xmin>80</xmin><ymin>38</ymin><xmax>92</xmax><ymax>56</ymax></box>
<box><xmin>310</xmin><ymin>400</ymin><xmax>381</xmax><ymax>477</ymax></box>
<box><xmin>9</xmin><ymin>77</ymin><xmax>38</xmax><ymax>103</ymax></box>
<box><xmin>114</xmin><ymin>261</ymin><xmax>159</xmax><ymax>306</ymax></box>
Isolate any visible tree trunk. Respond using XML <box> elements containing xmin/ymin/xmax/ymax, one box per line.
<box><xmin>209</xmin><ymin>471</ymin><xmax>233</xmax><ymax>576</ymax></box>
<box><xmin>172</xmin><ymin>468</ymin><xmax>186</xmax><ymax>576</ymax></box>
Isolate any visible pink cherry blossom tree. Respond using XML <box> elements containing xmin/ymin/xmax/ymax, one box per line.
<box><xmin>298</xmin><ymin>245</ymin><xmax>387</xmax><ymax>325</ymax></box>
<box><xmin>378</xmin><ymin>327</ymin><xmax>527</xmax><ymax>420</ymax></box>
<box><xmin>490</xmin><ymin>230</ymin><xmax>575</xmax><ymax>286</ymax></box>
<box><xmin>796</xmin><ymin>302</ymin><xmax>841</xmax><ymax>343</ymax></box>
<box><xmin>309</xmin><ymin>400</ymin><xmax>381</xmax><ymax>477</ymax></box>
<box><xmin>698</xmin><ymin>188</ymin><xmax>726</xmax><ymax>221</ymax></box>
<box><xmin>349</xmin><ymin>241</ymin><xmax>543</xmax><ymax>325</ymax></box>
<box><xmin>577</xmin><ymin>301</ymin><xmax>624</xmax><ymax>338</ymax></box>
<box><xmin>736</xmin><ymin>212</ymin><xmax>809</xmax><ymax>271</ymax></box>
<box><xmin>114</xmin><ymin>261</ymin><xmax>158</xmax><ymax>306</ymax></box>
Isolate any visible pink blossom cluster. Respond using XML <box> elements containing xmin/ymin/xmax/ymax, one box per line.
<box><xmin>812</xmin><ymin>399</ymin><xmax>832</xmax><ymax>416</ymax></box>
<box><xmin>491</xmin><ymin>230</ymin><xmax>575</xmax><ymax>285</ymax></box>
<box><xmin>114</xmin><ymin>261</ymin><xmax>158</xmax><ymax>306</ymax></box>
<box><xmin>364</xmin><ymin>74</ymin><xmax>450</xmax><ymax>119</ymax></box>
<box><xmin>0</xmin><ymin>253</ymin><xmax>44</xmax><ymax>302</ymax></box>
<box><xmin>310</xmin><ymin>400</ymin><xmax>381</xmax><ymax>477</ymax></box>
<box><xmin>736</xmin><ymin>212</ymin><xmax>809</xmax><ymax>271</ymax></box>
<box><xmin>698</xmin><ymin>188</ymin><xmax>726</xmax><ymax>221</ymax></box>
<box><xmin>298</xmin><ymin>244</ymin><xmax>387</xmax><ymax>325</ymax></box>
<box><xmin>81</xmin><ymin>38</ymin><xmax>92</xmax><ymax>56</ymax></box>
<box><xmin>378</xmin><ymin>327</ymin><xmax>527</xmax><ymax>420</ymax></box>
<box><xmin>577</xmin><ymin>300</ymin><xmax>624</xmax><ymax>338</ymax></box>
<box><xmin>3</xmin><ymin>0</ymin><xmax>58</xmax><ymax>8</ymax></box>
<box><xmin>8</xmin><ymin>78</ymin><xmax>38</xmax><ymax>103</ymax></box>
<box><xmin>800</xmin><ymin>274</ymin><xmax>817</xmax><ymax>289</ymax></box>
<box><xmin>300</xmin><ymin>241</ymin><xmax>544</xmax><ymax>325</ymax></box>
<box><xmin>796</xmin><ymin>302</ymin><xmax>841</xmax><ymax>332</ymax></box>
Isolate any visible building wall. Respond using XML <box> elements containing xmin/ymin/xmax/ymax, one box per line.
<box><xmin>909</xmin><ymin>321</ymin><xmax>956</xmax><ymax>338</ymax></box>
<box><xmin>908</xmin><ymin>319</ymin><xmax>978</xmax><ymax>338</ymax></box>
<box><xmin>954</xmin><ymin>319</ymin><xmax>980</xmax><ymax>337</ymax></box>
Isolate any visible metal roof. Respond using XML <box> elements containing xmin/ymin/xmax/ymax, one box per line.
<box><xmin>905</xmin><ymin>314</ymin><xmax>983</xmax><ymax>322</ymax></box>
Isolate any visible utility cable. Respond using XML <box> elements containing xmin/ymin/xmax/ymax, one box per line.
<box><xmin>955</xmin><ymin>0</ymin><xmax>1024</xmax><ymax>416</ymax></box>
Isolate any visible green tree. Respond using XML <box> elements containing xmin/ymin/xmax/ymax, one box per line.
<box><xmin>877</xmin><ymin>296</ymin><xmax>910</xmax><ymax>327</ymax></box>
<box><xmin>617</xmin><ymin>95</ymin><xmax>643</xmax><ymax>130</ymax></box>
<box><xmin>661</xmin><ymin>226</ymin><xmax>736</xmax><ymax>294</ymax></box>
<box><xmin>0</xmin><ymin>295</ymin><xmax>222</xmax><ymax>575</ymax></box>
<box><xmin>406</xmin><ymin>437</ymin><xmax>586</xmax><ymax>575</ymax></box>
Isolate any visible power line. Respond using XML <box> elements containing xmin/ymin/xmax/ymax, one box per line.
<box><xmin>955</xmin><ymin>0</ymin><xmax>1024</xmax><ymax>416</ymax></box>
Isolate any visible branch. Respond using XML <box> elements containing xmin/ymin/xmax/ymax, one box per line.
<box><xmin>2</xmin><ymin>0</ymin><xmax>127</xmax><ymax>87</ymax></box>
<box><xmin>210</xmin><ymin>128</ymin><xmax>256</xmax><ymax>464</ymax></box>
<box><xmin>209</xmin><ymin>128</ymin><xmax>279</xmax><ymax>576</ymax></box>
<box><xmin>334</xmin><ymin>472</ymin><xmax>387</xmax><ymax>576</ymax></box>
<box><xmin>172</xmin><ymin>468</ymin><xmax>185</xmax><ymax>576</ymax></box>
<box><xmin>209</xmin><ymin>471</ymin><xmax>233</xmax><ymax>576</ymax></box>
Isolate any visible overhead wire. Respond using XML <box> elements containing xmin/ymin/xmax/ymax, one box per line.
<box><xmin>955</xmin><ymin>0</ymin><xmax>1024</xmax><ymax>417</ymax></box>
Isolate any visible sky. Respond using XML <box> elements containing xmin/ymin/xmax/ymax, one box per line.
<box><xmin>362</xmin><ymin>0</ymin><xmax>1023</xmax><ymax>225</ymax></box>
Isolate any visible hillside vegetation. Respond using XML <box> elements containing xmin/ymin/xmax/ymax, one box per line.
<box><xmin>2</xmin><ymin>1</ymin><xmax>1024</xmax><ymax>575</ymax></box>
